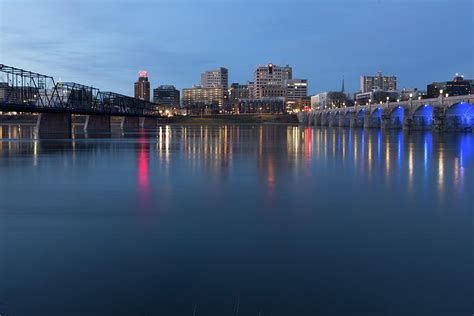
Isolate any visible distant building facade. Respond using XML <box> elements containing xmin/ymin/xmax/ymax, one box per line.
<box><xmin>182</xmin><ymin>86</ymin><xmax>225</xmax><ymax>114</ymax></box>
<box><xmin>134</xmin><ymin>70</ymin><xmax>150</xmax><ymax>102</ymax></box>
<box><xmin>286</xmin><ymin>79</ymin><xmax>308</xmax><ymax>110</ymax></box>
<box><xmin>201</xmin><ymin>67</ymin><xmax>229</xmax><ymax>91</ymax></box>
<box><xmin>427</xmin><ymin>74</ymin><xmax>472</xmax><ymax>98</ymax></box>
<box><xmin>153</xmin><ymin>85</ymin><xmax>180</xmax><ymax>108</ymax></box>
<box><xmin>253</xmin><ymin>63</ymin><xmax>292</xmax><ymax>99</ymax></box>
<box><xmin>229</xmin><ymin>83</ymin><xmax>250</xmax><ymax>102</ymax></box>
<box><xmin>360</xmin><ymin>71</ymin><xmax>397</xmax><ymax>93</ymax></box>
<box><xmin>311</xmin><ymin>92</ymin><xmax>349</xmax><ymax>109</ymax></box>
<box><xmin>354</xmin><ymin>90</ymin><xmax>400</xmax><ymax>104</ymax></box>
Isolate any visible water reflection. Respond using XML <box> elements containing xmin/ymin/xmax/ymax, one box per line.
<box><xmin>0</xmin><ymin>124</ymin><xmax>473</xmax><ymax>315</ymax></box>
<box><xmin>1</xmin><ymin>125</ymin><xmax>473</xmax><ymax>201</ymax></box>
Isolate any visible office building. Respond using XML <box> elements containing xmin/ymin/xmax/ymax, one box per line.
<box><xmin>153</xmin><ymin>85</ymin><xmax>180</xmax><ymax>108</ymax></box>
<box><xmin>427</xmin><ymin>74</ymin><xmax>472</xmax><ymax>98</ymax></box>
<box><xmin>229</xmin><ymin>83</ymin><xmax>250</xmax><ymax>102</ymax></box>
<box><xmin>201</xmin><ymin>67</ymin><xmax>229</xmax><ymax>91</ymax></box>
<box><xmin>134</xmin><ymin>70</ymin><xmax>150</xmax><ymax>102</ymax></box>
<box><xmin>253</xmin><ymin>63</ymin><xmax>292</xmax><ymax>99</ymax></box>
<box><xmin>360</xmin><ymin>71</ymin><xmax>397</xmax><ymax>93</ymax></box>
<box><xmin>182</xmin><ymin>86</ymin><xmax>225</xmax><ymax>114</ymax></box>
<box><xmin>286</xmin><ymin>79</ymin><xmax>308</xmax><ymax>109</ymax></box>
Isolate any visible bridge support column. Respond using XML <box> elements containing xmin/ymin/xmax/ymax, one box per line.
<box><xmin>314</xmin><ymin>114</ymin><xmax>321</xmax><ymax>126</ymax></box>
<box><xmin>328</xmin><ymin>115</ymin><xmax>335</xmax><ymax>128</ymax></box>
<box><xmin>338</xmin><ymin>113</ymin><xmax>346</xmax><ymax>127</ymax></box>
<box><xmin>381</xmin><ymin>108</ymin><xmax>391</xmax><ymax>129</ymax></box>
<box><xmin>121</xmin><ymin>116</ymin><xmax>140</xmax><ymax>130</ymax></box>
<box><xmin>321</xmin><ymin>114</ymin><xmax>328</xmax><ymax>127</ymax></box>
<box><xmin>308</xmin><ymin>113</ymin><xmax>315</xmax><ymax>126</ymax></box>
<box><xmin>84</xmin><ymin>115</ymin><xmax>111</xmax><ymax>133</ymax></box>
<box><xmin>432</xmin><ymin>107</ymin><xmax>446</xmax><ymax>132</ymax></box>
<box><xmin>35</xmin><ymin>113</ymin><xmax>72</xmax><ymax>137</ymax></box>
<box><xmin>140</xmin><ymin>117</ymin><xmax>157</xmax><ymax>129</ymax></box>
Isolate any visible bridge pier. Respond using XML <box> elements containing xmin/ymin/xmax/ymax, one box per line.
<box><xmin>84</xmin><ymin>115</ymin><xmax>111</xmax><ymax>133</ymax></box>
<box><xmin>363</xmin><ymin>111</ymin><xmax>381</xmax><ymax>129</ymax></box>
<box><xmin>321</xmin><ymin>113</ymin><xmax>329</xmax><ymax>126</ymax></box>
<box><xmin>35</xmin><ymin>113</ymin><xmax>72</xmax><ymax>137</ymax></box>
<box><xmin>140</xmin><ymin>117</ymin><xmax>157</xmax><ymax>129</ymax></box>
<box><xmin>328</xmin><ymin>114</ymin><xmax>336</xmax><ymax>128</ymax></box>
<box><xmin>381</xmin><ymin>108</ymin><xmax>391</xmax><ymax>129</ymax></box>
<box><xmin>432</xmin><ymin>107</ymin><xmax>446</xmax><ymax>132</ymax></box>
<box><xmin>121</xmin><ymin>116</ymin><xmax>140</xmax><ymax>130</ymax></box>
<box><xmin>297</xmin><ymin>112</ymin><xmax>308</xmax><ymax>125</ymax></box>
<box><xmin>315</xmin><ymin>113</ymin><xmax>321</xmax><ymax>126</ymax></box>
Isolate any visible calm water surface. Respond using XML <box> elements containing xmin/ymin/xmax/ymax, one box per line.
<box><xmin>0</xmin><ymin>124</ymin><xmax>473</xmax><ymax>316</ymax></box>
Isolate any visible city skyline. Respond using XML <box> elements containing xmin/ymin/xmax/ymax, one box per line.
<box><xmin>1</xmin><ymin>0</ymin><xmax>473</xmax><ymax>96</ymax></box>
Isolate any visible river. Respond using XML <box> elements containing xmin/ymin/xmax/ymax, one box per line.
<box><xmin>0</xmin><ymin>124</ymin><xmax>472</xmax><ymax>315</ymax></box>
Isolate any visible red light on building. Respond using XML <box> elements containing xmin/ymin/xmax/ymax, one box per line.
<box><xmin>138</xmin><ymin>70</ymin><xmax>148</xmax><ymax>78</ymax></box>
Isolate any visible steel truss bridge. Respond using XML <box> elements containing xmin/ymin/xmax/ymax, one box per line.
<box><xmin>0</xmin><ymin>64</ymin><xmax>158</xmax><ymax>117</ymax></box>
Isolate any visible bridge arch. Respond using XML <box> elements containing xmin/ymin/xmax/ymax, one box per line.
<box><xmin>342</xmin><ymin>110</ymin><xmax>352</xmax><ymax>127</ymax></box>
<box><xmin>445</xmin><ymin>102</ymin><xmax>474</xmax><ymax>131</ymax></box>
<box><xmin>388</xmin><ymin>106</ymin><xmax>404</xmax><ymax>129</ymax></box>
<box><xmin>315</xmin><ymin>112</ymin><xmax>323</xmax><ymax>126</ymax></box>
<box><xmin>412</xmin><ymin>104</ymin><xmax>433</xmax><ymax>130</ymax></box>
<box><xmin>321</xmin><ymin>111</ymin><xmax>331</xmax><ymax>126</ymax></box>
<box><xmin>365</xmin><ymin>107</ymin><xmax>382</xmax><ymax>128</ymax></box>
<box><xmin>351</xmin><ymin>108</ymin><xmax>365</xmax><ymax>128</ymax></box>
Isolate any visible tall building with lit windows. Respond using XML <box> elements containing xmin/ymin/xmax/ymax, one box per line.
<box><xmin>360</xmin><ymin>71</ymin><xmax>397</xmax><ymax>93</ymax></box>
<box><xmin>201</xmin><ymin>67</ymin><xmax>228</xmax><ymax>91</ymax></box>
<box><xmin>134</xmin><ymin>70</ymin><xmax>150</xmax><ymax>102</ymax></box>
<box><xmin>182</xmin><ymin>86</ymin><xmax>225</xmax><ymax>114</ymax></box>
<box><xmin>253</xmin><ymin>63</ymin><xmax>292</xmax><ymax>99</ymax></box>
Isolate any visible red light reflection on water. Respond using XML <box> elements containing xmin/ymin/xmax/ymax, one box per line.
<box><xmin>305</xmin><ymin>127</ymin><xmax>312</xmax><ymax>163</ymax></box>
<box><xmin>137</xmin><ymin>130</ymin><xmax>152</xmax><ymax>226</ymax></box>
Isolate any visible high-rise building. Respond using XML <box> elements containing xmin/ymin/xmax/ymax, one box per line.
<box><xmin>201</xmin><ymin>67</ymin><xmax>229</xmax><ymax>91</ymax></box>
<box><xmin>253</xmin><ymin>63</ymin><xmax>293</xmax><ymax>99</ymax></box>
<box><xmin>153</xmin><ymin>85</ymin><xmax>180</xmax><ymax>108</ymax></box>
<box><xmin>427</xmin><ymin>74</ymin><xmax>472</xmax><ymax>98</ymax></box>
<box><xmin>360</xmin><ymin>71</ymin><xmax>397</xmax><ymax>93</ymax></box>
<box><xmin>182</xmin><ymin>86</ymin><xmax>225</xmax><ymax>114</ymax></box>
<box><xmin>134</xmin><ymin>70</ymin><xmax>150</xmax><ymax>102</ymax></box>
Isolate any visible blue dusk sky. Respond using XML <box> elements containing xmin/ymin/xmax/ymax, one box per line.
<box><xmin>1</xmin><ymin>0</ymin><xmax>472</xmax><ymax>96</ymax></box>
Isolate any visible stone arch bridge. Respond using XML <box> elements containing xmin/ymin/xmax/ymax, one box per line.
<box><xmin>298</xmin><ymin>95</ymin><xmax>474</xmax><ymax>132</ymax></box>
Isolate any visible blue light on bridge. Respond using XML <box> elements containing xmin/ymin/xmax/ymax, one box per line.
<box><xmin>414</xmin><ymin>104</ymin><xmax>433</xmax><ymax>127</ymax></box>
